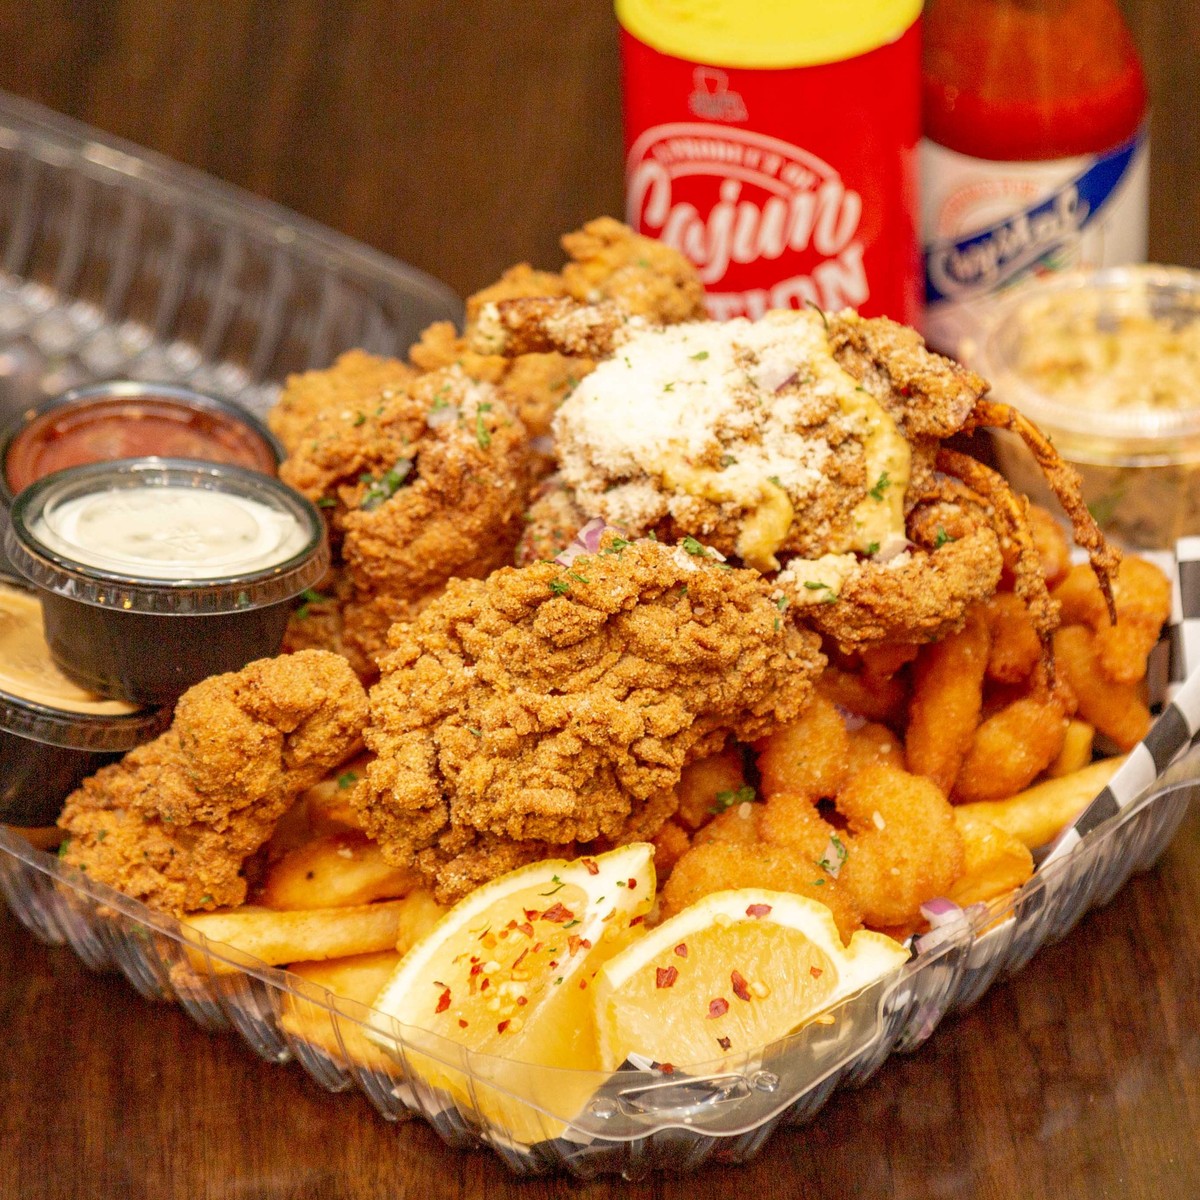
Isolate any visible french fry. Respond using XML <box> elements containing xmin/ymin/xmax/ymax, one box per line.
<box><xmin>302</xmin><ymin>755</ymin><xmax>370</xmax><ymax>834</ymax></box>
<box><xmin>1047</xmin><ymin>719</ymin><xmax>1096</xmax><ymax>778</ymax></box>
<box><xmin>182</xmin><ymin>897</ymin><xmax>416</xmax><ymax>973</ymax></box>
<box><xmin>947</xmin><ymin>810</ymin><xmax>1034</xmax><ymax>908</ymax></box>
<box><xmin>280</xmin><ymin>950</ymin><xmax>402</xmax><ymax>1070</ymax></box>
<box><xmin>258</xmin><ymin>829</ymin><xmax>422</xmax><ymax>910</ymax></box>
<box><xmin>955</xmin><ymin>756</ymin><xmax>1125</xmax><ymax>850</ymax></box>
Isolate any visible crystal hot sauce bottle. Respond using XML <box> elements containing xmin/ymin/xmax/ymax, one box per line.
<box><xmin>618</xmin><ymin>0</ymin><xmax>923</xmax><ymax>324</ymax></box>
<box><xmin>921</xmin><ymin>0</ymin><xmax>1149</xmax><ymax>353</ymax></box>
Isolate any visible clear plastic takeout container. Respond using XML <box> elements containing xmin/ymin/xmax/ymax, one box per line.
<box><xmin>1</xmin><ymin>90</ymin><xmax>1198</xmax><ymax>1180</ymax></box>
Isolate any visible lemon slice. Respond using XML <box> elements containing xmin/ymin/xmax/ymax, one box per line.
<box><xmin>366</xmin><ymin>844</ymin><xmax>655</xmax><ymax>1143</ymax></box>
<box><xmin>593</xmin><ymin>889</ymin><xmax>909</xmax><ymax>1071</ymax></box>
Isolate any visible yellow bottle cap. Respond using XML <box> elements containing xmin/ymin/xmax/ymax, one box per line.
<box><xmin>616</xmin><ymin>0</ymin><xmax>922</xmax><ymax>69</ymax></box>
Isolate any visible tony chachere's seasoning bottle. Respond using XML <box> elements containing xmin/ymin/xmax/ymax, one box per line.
<box><xmin>921</xmin><ymin>0</ymin><xmax>1149</xmax><ymax>354</ymax></box>
<box><xmin>618</xmin><ymin>0</ymin><xmax>923</xmax><ymax>324</ymax></box>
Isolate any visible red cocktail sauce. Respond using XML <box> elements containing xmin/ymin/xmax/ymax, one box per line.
<box><xmin>4</xmin><ymin>396</ymin><xmax>278</xmax><ymax>495</ymax></box>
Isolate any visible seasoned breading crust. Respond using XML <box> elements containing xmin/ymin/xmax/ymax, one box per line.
<box><xmin>354</xmin><ymin>535</ymin><xmax>824</xmax><ymax>904</ymax></box>
<box><xmin>269</xmin><ymin>349</ymin><xmax>419</xmax><ymax>455</ymax></box>
<box><xmin>278</xmin><ymin>365</ymin><xmax>533</xmax><ymax>672</ymax></box>
<box><xmin>57</xmin><ymin>651</ymin><xmax>369</xmax><ymax>915</ymax></box>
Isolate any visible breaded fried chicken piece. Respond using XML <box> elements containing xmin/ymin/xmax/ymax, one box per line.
<box><xmin>279</xmin><ymin>365</ymin><xmax>532</xmax><ymax>673</ymax></box>
<box><xmin>57</xmin><ymin>651</ymin><xmax>369</xmax><ymax>915</ymax></box>
<box><xmin>353</xmin><ymin>534</ymin><xmax>824</xmax><ymax>904</ymax></box>
<box><xmin>269</xmin><ymin>349</ymin><xmax>419</xmax><ymax>455</ymax></box>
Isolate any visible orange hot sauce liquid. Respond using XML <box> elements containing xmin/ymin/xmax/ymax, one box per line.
<box><xmin>922</xmin><ymin>0</ymin><xmax>1147</xmax><ymax>161</ymax></box>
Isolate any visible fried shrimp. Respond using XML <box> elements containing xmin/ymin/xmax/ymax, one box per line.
<box><xmin>834</xmin><ymin>763</ymin><xmax>965</xmax><ymax>932</ymax></box>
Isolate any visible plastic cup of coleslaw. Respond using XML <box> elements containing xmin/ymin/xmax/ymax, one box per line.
<box><xmin>961</xmin><ymin>264</ymin><xmax>1200</xmax><ymax>549</ymax></box>
<box><xmin>2</xmin><ymin>459</ymin><xmax>328</xmax><ymax>705</ymax></box>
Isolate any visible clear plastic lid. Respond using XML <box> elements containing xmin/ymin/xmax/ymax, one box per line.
<box><xmin>4</xmin><ymin>459</ymin><xmax>329</xmax><ymax>615</ymax></box>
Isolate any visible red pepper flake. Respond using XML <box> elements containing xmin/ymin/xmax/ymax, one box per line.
<box><xmin>746</xmin><ymin>903</ymin><xmax>772</xmax><ymax>919</ymax></box>
<box><xmin>707</xmin><ymin>998</ymin><xmax>729</xmax><ymax>1019</ymax></box>
<box><xmin>630</xmin><ymin>914</ymin><xmax>645</xmax><ymax>926</ymax></box>
<box><xmin>518</xmin><ymin>922</ymin><xmax>535</xmax><ymax>938</ymax></box>
<box><xmin>469</xmin><ymin>962</ymin><xmax>483</xmax><ymax>976</ymax></box>
<box><xmin>516</xmin><ymin>995</ymin><xmax>528</xmax><ymax>1006</ymax></box>
<box><xmin>548</xmin><ymin>960</ymin><xmax>559</xmax><ymax>970</ymax></box>
<box><xmin>582</xmin><ymin>858</ymin><xmax>600</xmax><ymax>875</ymax></box>
<box><xmin>497</xmin><ymin>1019</ymin><xmax>511</xmax><ymax>1034</ymax></box>
<box><xmin>659</xmin><ymin>1062</ymin><xmax>675</xmax><ymax>1075</ymax></box>
<box><xmin>656</xmin><ymin>965</ymin><xmax>679</xmax><ymax>989</ymax></box>
<box><xmin>674</xmin><ymin>943</ymin><xmax>688</xmax><ymax>959</ymax></box>
<box><xmin>578</xmin><ymin>978</ymin><xmax>589</xmax><ymax>989</ymax></box>
<box><xmin>506</xmin><ymin>919</ymin><xmax>518</xmax><ymax>931</ymax></box>
<box><xmin>731</xmin><ymin>970</ymin><xmax>751</xmax><ymax>1002</ymax></box>
<box><xmin>480</xmin><ymin>978</ymin><xmax>491</xmax><ymax>991</ymax></box>
<box><xmin>627</xmin><ymin>878</ymin><xmax>638</xmax><ymax>890</ymax></box>
<box><xmin>512</xmin><ymin>947</ymin><xmax>529</xmax><ymax>970</ymax></box>
<box><xmin>458</xmin><ymin>1019</ymin><xmax>469</xmax><ymax>1029</ymax></box>
<box><xmin>541</xmin><ymin>902</ymin><xmax>574</xmax><ymax>924</ymax></box>
<box><xmin>568</xmin><ymin>934</ymin><xmax>583</xmax><ymax>957</ymax></box>
<box><xmin>523</xmin><ymin>908</ymin><xmax>540</xmax><ymax>922</ymax></box>
<box><xmin>532</xmin><ymin>941</ymin><xmax>544</xmax><ymax>953</ymax></box>
<box><xmin>717</xmin><ymin>1036</ymin><xmax>732</xmax><ymax>1051</ymax></box>
<box><xmin>434</xmin><ymin>987</ymin><xmax>451</xmax><ymax>1014</ymax></box>
<box><xmin>810</xmin><ymin>965</ymin><xmax>823</xmax><ymax>979</ymax></box>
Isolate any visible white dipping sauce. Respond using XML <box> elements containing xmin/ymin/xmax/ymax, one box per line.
<box><xmin>31</xmin><ymin>485</ymin><xmax>311</xmax><ymax>579</ymax></box>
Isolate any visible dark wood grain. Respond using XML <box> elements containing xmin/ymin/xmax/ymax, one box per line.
<box><xmin>1</xmin><ymin>1</ymin><xmax>1199</xmax><ymax>1196</ymax></box>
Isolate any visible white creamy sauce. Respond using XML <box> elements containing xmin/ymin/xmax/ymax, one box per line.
<box><xmin>32</xmin><ymin>486</ymin><xmax>310</xmax><ymax>580</ymax></box>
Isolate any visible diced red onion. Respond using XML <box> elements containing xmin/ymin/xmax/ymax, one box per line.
<box><xmin>554</xmin><ymin>517</ymin><xmax>608</xmax><ymax>566</ymax></box>
<box><xmin>919</xmin><ymin>897</ymin><xmax>963</xmax><ymax>927</ymax></box>
<box><xmin>912</xmin><ymin>899</ymin><xmax>988</xmax><ymax>956</ymax></box>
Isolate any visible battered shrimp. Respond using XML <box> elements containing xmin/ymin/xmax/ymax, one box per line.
<box><xmin>755</xmin><ymin>694</ymin><xmax>850</xmax><ymax>801</ymax></box>
<box><xmin>834</xmin><ymin>763</ymin><xmax>965</xmax><ymax>932</ymax></box>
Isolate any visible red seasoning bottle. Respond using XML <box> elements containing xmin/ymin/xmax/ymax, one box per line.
<box><xmin>617</xmin><ymin>0</ymin><xmax>924</xmax><ymax>324</ymax></box>
<box><xmin>921</xmin><ymin>0</ymin><xmax>1149</xmax><ymax>353</ymax></box>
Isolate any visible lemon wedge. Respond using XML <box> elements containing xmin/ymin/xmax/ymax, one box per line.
<box><xmin>365</xmin><ymin>844</ymin><xmax>655</xmax><ymax>1142</ymax></box>
<box><xmin>593</xmin><ymin>889</ymin><xmax>909</xmax><ymax>1071</ymax></box>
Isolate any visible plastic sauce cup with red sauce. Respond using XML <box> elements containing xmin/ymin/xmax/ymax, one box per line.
<box><xmin>0</xmin><ymin>382</ymin><xmax>283</xmax><ymax>504</ymax></box>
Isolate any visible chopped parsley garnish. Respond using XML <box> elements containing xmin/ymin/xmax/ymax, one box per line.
<box><xmin>681</xmin><ymin>536</ymin><xmax>709</xmax><ymax>557</ymax></box>
<box><xmin>601</xmin><ymin>536</ymin><xmax>630</xmax><ymax>555</ymax></box>
<box><xmin>803</xmin><ymin>580</ymin><xmax>831</xmax><ymax>591</ymax></box>
<box><xmin>199</xmin><ymin>894</ymin><xmax>214</xmax><ymax>905</ymax></box>
<box><xmin>865</xmin><ymin>541</ymin><xmax>880</xmax><ymax>555</ymax></box>
<box><xmin>337</xmin><ymin>771</ymin><xmax>358</xmax><ymax>789</ymax></box>
<box><xmin>466</xmin><ymin>727</ymin><xmax>483</xmax><ymax>738</ymax></box>
<box><xmin>869</xmin><ymin>471</ymin><xmax>891</xmax><ymax>501</ymax></box>
<box><xmin>548</xmin><ymin>579</ymin><xmax>571</xmax><ymax>596</ymax></box>
<box><xmin>475</xmin><ymin>402</ymin><xmax>493</xmax><ymax>449</ymax></box>
<box><xmin>775</xmin><ymin>595</ymin><xmax>789</xmax><ymax>611</ymax></box>
<box><xmin>663</xmin><ymin>382</ymin><xmax>675</xmax><ymax>393</ymax></box>
<box><xmin>353</xmin><ymin>412</ymin><xmax>366</xmax><ymax>427</ymax></box>
<box><xmin>719</xmin><ymin>454</ymin><xmax>737</xmax><ymax>469</ymax></box>
<box><xmin>933</xmin><ymin>525</ymin><xmax>957</xmax><ymax>548</ymax></box>
<box><xmin>360</xmin><ymin>459</ymin><xmax>413</xmax><ymax>510</ymax></box>
<box><xmin>316</xmin><ymin>496</ymin><xmax>337</xmax><ymax>509</ymax></box>
<box><xmin>767</xmin><ymin>475</ymin><xmax>783</xmax><ymax>487</ymax></box>
<box><xmin>295</xmin><ymin>587</ymin><xmax>328</xmax><ymax>620</ymax></box>
<box><xmin>690</xmin><ymin>350</ymin><xmax>710</xmax><ymax>361</ymax></box>
<box><xmin>540</xmin><ymin>875</ymin><xmax>566</xmax><ymax>897</ymax></box>
<box><xmin>711</xmin><ymin>784</ymin><xmax>756</xmax><ymax>814</ymax></box>
<box><xmin>568</xmin><ymin>571</ymin><xmax>590</xmax><ymax>584</ymax></box>
<box><xmin>805</xmin><ymin>299</ymin><xmax>829</xmax><ymax>330</ymax></box>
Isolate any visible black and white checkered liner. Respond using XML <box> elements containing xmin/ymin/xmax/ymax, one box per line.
<box><xmin>1041</xmin><ymin>537</ymin><xmax>1200</xmax><ymax>869</ymax></box>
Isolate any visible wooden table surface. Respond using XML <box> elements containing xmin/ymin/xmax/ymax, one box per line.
<box><xmin>2</xmin><ymin>2</ymin><xmax>1199</xmax><ymax>1197</ymax></box>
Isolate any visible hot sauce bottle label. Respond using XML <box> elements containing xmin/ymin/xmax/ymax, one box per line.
<box><xmin>621</xmin><ymin>27</ymin><xmax>922</xmax><ymax>325</ymax></box>
<box><xmin>921</xmin><ymin>127</ymin><xmax>1149</xmax><ymax>354</ymax></box>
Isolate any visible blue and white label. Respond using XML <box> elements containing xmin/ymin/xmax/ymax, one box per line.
<box><xmin>920</xmin><ymin>128</ymin><xmax>1149</xmax><ymax>355</ymax></box>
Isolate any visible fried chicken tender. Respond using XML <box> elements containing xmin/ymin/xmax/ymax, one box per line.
<box><xmin>57</xmin><ymin>651</ymin><xmax>369</xmax><ymax>916</ymax></box>
<box><xmin>279</xmin><ymin>365</ymin><xmax>532</xmax><ymax>673</ymax></box>
<box><xmin>269</xmin><ymin>349</ymin><xmax>419</xmax><ymax>454</ymax></box>
<box><xmin>354</xmin><ymin>535</ymin><xmax>824</xmax><ymax>904</ymax></box>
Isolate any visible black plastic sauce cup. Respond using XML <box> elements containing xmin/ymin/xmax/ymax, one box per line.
<box><xmin>4</xmin><ymin>459</ymin><xmax>329</xmax><ymax>706</ymax></box>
